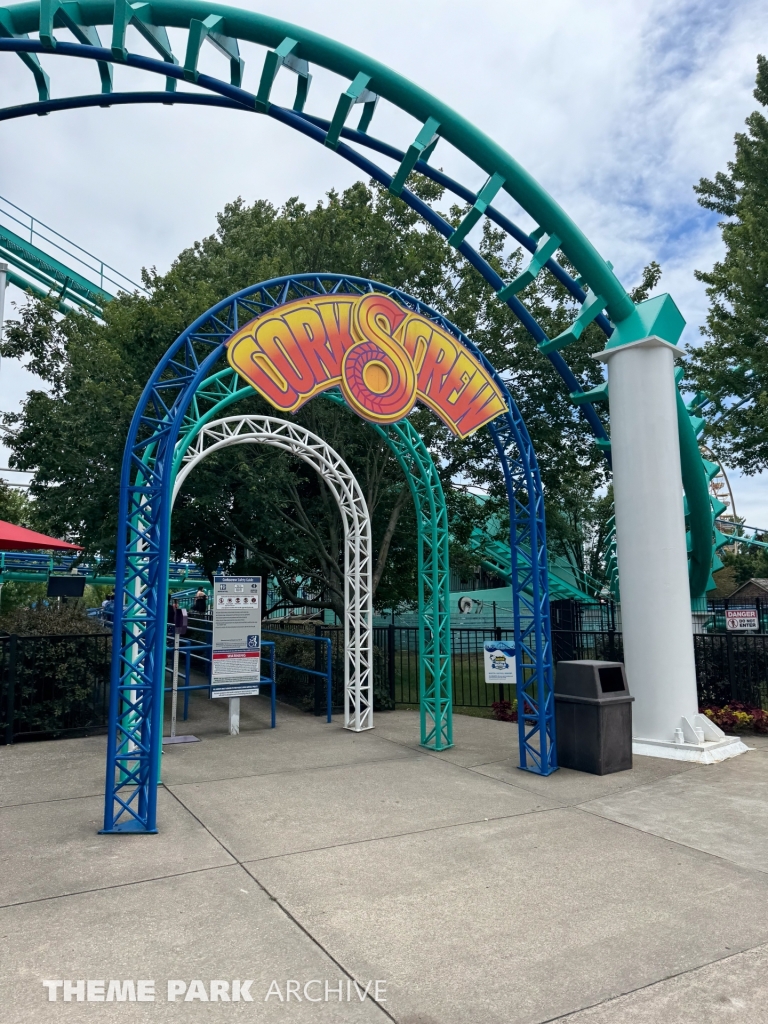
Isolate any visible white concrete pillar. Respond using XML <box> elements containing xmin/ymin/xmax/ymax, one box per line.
<box><xmin>597</xmin><ymin>336</ymin><xmax>746</xmax><ymax>762</ymax></box>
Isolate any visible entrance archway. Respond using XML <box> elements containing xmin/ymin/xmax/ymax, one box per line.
<box><xmin>170</xmin><ymin>372</ymin><xmax>453</xmax><ymax>753</ymax></box>
<box><xmin>172</xmin><ymin>414</ymin><xmax>373</xmax><ymax>733</ymax></box>
<box><xmin>102</xmin><ymin>273</ymin><xmax>554</xmax><ymax>833</ymax></box>
<box><xmin>3</xmin><ymin>0</ymin><xmax>723</xmax><ymax>775</ymax></box>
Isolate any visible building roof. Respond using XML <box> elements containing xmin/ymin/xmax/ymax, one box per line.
<box><xmin>729</xmin><ymin>578</ymin><xmax>768</xmax><ymax>597</ymax></box>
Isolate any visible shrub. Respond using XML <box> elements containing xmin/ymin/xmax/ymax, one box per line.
<box><xmin>491</xmin><ymin>699</ymin><xmax>518</xmax><ymax>723</ymax></box>
<box><xmin>0</xmin><ymin>601</ymin><xmax>108</xmax><ymax>637</ymax></box>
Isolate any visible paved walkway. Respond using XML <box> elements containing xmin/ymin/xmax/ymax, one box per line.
<box><xmin>1</xmin><ymin>696</ymin><xmax>768</xmax><ymax>1022</ymax></box>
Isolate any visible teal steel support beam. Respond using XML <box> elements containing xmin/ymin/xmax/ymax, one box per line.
<box><xmin>39</xmin><ymin>0</ymin><xmax>113</xmax><ymax>93</ymax></box>
<box><xmin>389</xmin><ymin>116</ymin><xmax>440</xmax><ymax>197</ymax></box>
<box><xmin>255</xmin><ymin>35</ymin><xmax>310</xmax><ymax>113</ymax></box>
<box><xmin>325</xmin><ymin>71</ymin><xmax>378</xmax><ymax>149</ymax></box>
<box><xmin>0</xmin><ymin>7</ymin><xmax>49</xmax><ymax>99</ymax></box>
<box><xmin>111</xmin><ymin>0</ymin><xmax>177</xmax><ymax>91</ymax></box>
<box><xmin>0</xmin><ymin>223</ymin><xmax>112</xmax><ymax>313</ymax></box>
<box><xmin>497</xmin><ymin>229</ymin><xmax>561</xmax><ymax>302</ymax></box>
<box><xmin>183</xmin><ymin>12</ymin><xmax>243</xmax><ymax>86</ymax></box>
<box><xmin>449</xmin><ymin>172</ymin><xmax>505</xmax><ymax>249</ymax></box>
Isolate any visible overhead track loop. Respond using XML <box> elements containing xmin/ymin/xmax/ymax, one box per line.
<box><xmin>0</xmin><ymin>5</ymin><xmax>716</xmax><ymax>596</ymax></box>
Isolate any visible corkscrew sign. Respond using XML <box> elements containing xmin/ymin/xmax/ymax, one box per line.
<box><xmin>226</xmin><ymin>293</ymin><xmax>506</xmax><ymax>437</ymax></box>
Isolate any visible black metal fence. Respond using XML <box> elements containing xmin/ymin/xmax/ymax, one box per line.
<box><xmin>0</xmin><ymin>632</ymin><xmax>112</xmax><ymax>744</ymax></box>
<box><xmin>278</xmin><ymin>621</ymin><xmax>768</xmax><ymax>713</ymax></box>
<box><xmin>373</xmin><ymin>625</ymin><xmax>517</xmax><ymax>708</ymax></box>
<box><xmin>4</xmin><ymin>618</ymin><xmax>767</xmax><ymax>745</ymax></box>
<box><xmin>550</xmin><ymin>628</ymin><xmax>768</xmax><ymax>709</ymax></box>
<box><xmin>694</xmin><ymin>633</ymin><xmax>768</xmax><ymax>708</ymax></box>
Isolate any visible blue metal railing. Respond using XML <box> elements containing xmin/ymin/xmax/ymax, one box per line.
<box><xmin>0</xmin><ymin>549</ymin><xmax>207</xmax><ymax>584</ymax></box>
<box><xmin>263</xmin><ymin>627</ymin><xmax>333</xmax><ymax>723</ymax></box>
<box><xmin>164</xmin><ymin>637</ymin><xmax>277</xmax><ymax>728</ymax></box>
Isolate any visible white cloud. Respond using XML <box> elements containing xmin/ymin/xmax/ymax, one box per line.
<box><xmin>0</xmin><ymin>0</ymin><xmax>767</xmax><ymax>518</ymax></box>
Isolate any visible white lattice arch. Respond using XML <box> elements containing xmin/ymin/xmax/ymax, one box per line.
<box><xmin>172</xmin><ymin>415</ymin><xmax>373</xmax><ymax>732</ymax></box>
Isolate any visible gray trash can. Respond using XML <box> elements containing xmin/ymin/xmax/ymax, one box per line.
<box><xmin>554</xmin><ymin>661</ymin><xmax>634</xmax><ymax>775</ymax></box>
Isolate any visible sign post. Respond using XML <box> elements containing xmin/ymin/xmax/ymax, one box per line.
<box><xmin>212</xmin><ymin>576</ymin><xmax>262</xmax><ymax>736</ymax></box>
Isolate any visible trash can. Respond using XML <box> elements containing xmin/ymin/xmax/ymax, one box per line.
<box><xmin>554</xmin><ymin>661</ymin><xmax>634</xmax><ymax>775</ymax></box>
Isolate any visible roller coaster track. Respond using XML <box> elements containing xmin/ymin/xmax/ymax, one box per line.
<box><xmin>0</xmin><ymin>0</ymin><xmax>724</xmax><ymax>597</ymax></box>
<box><xmin>0</xmin><ymin>549</ymin><xmax>207</xmax><ymax>586</ymax></box>
<box><xmin>0</xmin><ymin>193</ymin><xmax>145</xmax><ymax>315</ymax></box>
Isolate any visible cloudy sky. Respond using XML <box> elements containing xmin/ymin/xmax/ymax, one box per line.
<box><xmin>1</xmin><ymin>0</ymin><xmax>767</xmax><ymax>519</ymax></box>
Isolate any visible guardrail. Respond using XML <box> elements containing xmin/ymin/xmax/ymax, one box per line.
<box><xmin>0</xmin><ymin>192</ymin><xmax>145</xmax><ymax>298</ymax></box>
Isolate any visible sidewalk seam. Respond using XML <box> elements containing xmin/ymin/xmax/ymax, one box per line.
<box><xmin>536</xmin><ymin>939</ymin><xmax>768</xmax><ymax>1022</ymax></box>
<box><xmin>164</xmin><ymin>785</ymin><xmax>397</xmax><ymax>1023</ymax></box>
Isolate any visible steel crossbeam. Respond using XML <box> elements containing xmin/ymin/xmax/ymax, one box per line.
<box><xmin>383</xmin><ymin>420</ymin><xmax>452</xmax><ymax>750</ymax></box>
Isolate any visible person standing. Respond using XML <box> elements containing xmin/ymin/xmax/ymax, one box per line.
<box><xmin>193</xmin><ymin>587</ymin><xmax>207</xmax><ymax>615</ymax></box>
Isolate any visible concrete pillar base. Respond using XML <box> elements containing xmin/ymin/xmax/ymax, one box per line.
<box><xmin>633</xmin><ymin>713</ymin><xmax>750</xmax><ymax>762</ymax></box>
<box><xmin>633</xmin><ymin>735</ymin><xmax>749</xmax><ymax>763</ymax></box>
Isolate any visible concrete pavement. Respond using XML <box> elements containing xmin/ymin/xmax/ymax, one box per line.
<box><xmin>1</xmin><ymin>696</ymin><xmax>767</xmax><ymax>1022</ymax></box>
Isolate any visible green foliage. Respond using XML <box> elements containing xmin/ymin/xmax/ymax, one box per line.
<box><xmin>0</xmin><ymin>600</ymin><xmax>108</xmax><ymax>636</ymax></box>
<box><xmin>0</xmin><ymin>630</ymin><xmax>111</xmax><ymax>739</ymax></box>
<box><xmin>2</xmin><ymin>179</ymin><xmax>611</xmax><ymax>610</ymax></box>
<box><xmin>686</xmin><ymin>55</ymin><xmax>768</xmax><ymax>474</ymax></box>
<box><xmin>545</xmin><ymin>486</ymin><xmax>614</xmax><ymax>584</ymax></box>
<box><xmin>720</xmin><ymin>544</ymin><xmax>768</xmax><ymax>587</ymax></box>
<box><xmin>0</xmin><ymin>479</ymin><xmax>31</xmax><ymax>526</ymax></box>
<box><xmin>0</xmin><ymin>581</ymin><xmax>48</xmax><ymax>615</ymax></box>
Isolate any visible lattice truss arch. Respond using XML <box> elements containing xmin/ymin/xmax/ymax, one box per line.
<box><xmin>101</xmin><ymin>273</ymin><xmax>551</xmax><ymax>833</ymax></box>
<box><xmin>0</xmin><ymin>0</ymin><xmax>721</xmax><ymax>596</ymax></box>
<box><xmin>171</xmin><ymin>365</ymin><xmax>454</xmax><ymax>753</ymax></box>
<box><xmin>172</xmin><ymin>415</ymin><xmax>373</xmax><ymax>733</ymax></box>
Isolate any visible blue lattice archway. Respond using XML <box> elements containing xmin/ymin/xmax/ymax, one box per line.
<box><xmin>103</xmin><ymin>273</ymin><xmax>554</xmax><ymax>834</ymax></box>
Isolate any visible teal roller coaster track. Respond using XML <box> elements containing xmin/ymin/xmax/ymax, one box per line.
<box><xmin>0</xmin><ymin>0</ymin><xmax>726</xmax><ymax>601</ymax></box>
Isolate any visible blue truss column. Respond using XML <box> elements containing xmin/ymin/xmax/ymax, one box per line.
<box><xmin>489</xmin><ymin>400</ymin><xmax>557</xmax><ymax>776</ymax></box>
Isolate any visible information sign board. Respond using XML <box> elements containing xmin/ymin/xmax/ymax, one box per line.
<box><xmin>725</xmin><ymin>608</ymin><xmax>759</xmax><ymax>632</ymax></box>
<box><xmin>483</xmin><ymin>640</ymin><xmax>516</xmax><ymax>684</ymax></box>
<box><xmin>211</xmin><ymin>575</ymin><xmax>262</xmax><ymax>698</ymax></box>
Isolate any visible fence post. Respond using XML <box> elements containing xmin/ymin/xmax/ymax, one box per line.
<box><xmin>5</xmin><ymin>634</ymin><xmax>17</xmax><ymax>745</ymax></box>
<box><xmin>726</xmin><ymin>629</ymin><xmax>737</xmax><ymax>702</ymax></box>
<box><xmin>388</xmin><ymin>623</ymin><xmax>396</xmax><ymax>703</ymax></box>
<box><xmin>313</xmin><ymin>624</ymin><xmax>323</xmax><ymax>716</ymax></box>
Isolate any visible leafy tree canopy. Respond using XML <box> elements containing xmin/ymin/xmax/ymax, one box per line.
<box><xmin>1</xmin><ymin>179</ymin><xmax>611</xmax><ymax>613</ymax></box>
<box><xmin>686</xmin><ymin>55</ymin><xmax>768</xmax><ymax>474</ymax></box>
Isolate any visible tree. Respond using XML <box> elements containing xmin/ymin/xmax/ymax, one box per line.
<box><xmin>1</xmin><ymin>179</ymin><xmax>612</xmax><ymax>611</ymax></box>
<box><xmin>686</xmin><ymin>55</ymin><xmax>768</xmax><ymax>474</ymax></box>
<box><xmin>0</xmin><ymin>478</ymin><xmax>31</xmax><ymax>527</ymax></box>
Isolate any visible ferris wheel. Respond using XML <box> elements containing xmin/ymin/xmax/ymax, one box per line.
<box><xmin>700</xmin><ymin>445</ymin><xmax>737</xmax><ymax>524</ymax></box>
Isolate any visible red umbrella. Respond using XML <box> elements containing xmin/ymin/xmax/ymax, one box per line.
<box><xmin>0</xmin><ymin>520</ymin><xmax>82</xmax><ymax>551</ymax></box>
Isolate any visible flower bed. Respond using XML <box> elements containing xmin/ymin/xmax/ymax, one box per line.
<box><xmin>700</xmin><ymin>702</ymin><xmax>768</xmax><ymax>734</ymax></box>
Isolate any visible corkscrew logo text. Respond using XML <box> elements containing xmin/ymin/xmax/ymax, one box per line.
<box><xmin>226</xmin><ymin>293</ymin><xmax>506</xmax><ymax>438</ymax></box>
